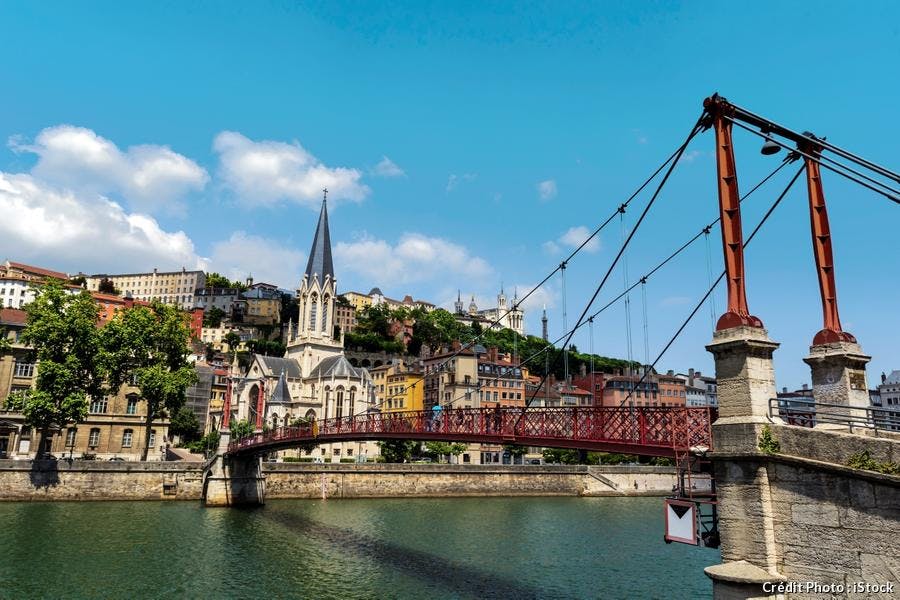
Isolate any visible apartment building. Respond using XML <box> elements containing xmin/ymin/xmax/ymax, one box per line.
<box><xmin>85</xmin><ymin>267</ymin><xmax>205</xmax><ymax>310</ymax></box>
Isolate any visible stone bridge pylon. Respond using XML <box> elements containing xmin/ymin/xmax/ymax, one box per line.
<box><xmin>203</xmin><ymin>432</ymin><xmax>266</xmax><ymax>507</ymax></box>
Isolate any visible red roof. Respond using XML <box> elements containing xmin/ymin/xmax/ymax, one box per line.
<box><xmin>0</xmin><ymin>308</ymin><xmax>27</xmax><ymax>326</ymax></box>
<box><xmin>6</xmin><ymin>261</ymin><xmax>68</xmax><ymax>281</ymax></box>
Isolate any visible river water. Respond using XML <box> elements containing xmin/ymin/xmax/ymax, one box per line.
<box><xmin>0</xmin><ymin>497</ymin><xmax>718</xmax><ymax>599</ymax></box>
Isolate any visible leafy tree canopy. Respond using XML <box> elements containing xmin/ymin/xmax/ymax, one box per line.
<box><xmin>377</xmin><ymin>439</ymin><xmax>418</xmax><ymax>463</ymax></box>
<box><xmin>205</xmin><ymin>272</ymin><xmax>247</xmax><ymax>291</ymax></box>
<box><xmin>5</xmin><ymin>281</ymin><xmax>106</xmax><ymax>456</ymax></box>
<box><xmin>102</xmin><ymin>301</ymin><xmax>197</xmax><ymax>459</ymax></box>
<box><xmin>169</xmin><ymin>406</ymin><xmax>201</xmax><ymax>442</ymax></box>
<box><xmin>203</xmin><ymin>306</ymin><xmax>226</xmax><ymax>328</ymax></box>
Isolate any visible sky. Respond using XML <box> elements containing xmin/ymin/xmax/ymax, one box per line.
<box><xmin>1</xmin><ymin>1</ymin><xmax>899</xmax><ymax>388</ymax></box>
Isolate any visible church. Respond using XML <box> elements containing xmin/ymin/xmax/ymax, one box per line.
<box><xmin>228</xmin><ymin>196</ymin><xmax>377</xmax><ymax>461</ymax></box>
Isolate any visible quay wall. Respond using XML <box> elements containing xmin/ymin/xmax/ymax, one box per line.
<box><xmin>0</xmin><ymin>461</ymin><xmax>676</xmax><ymax>501</ymax></box>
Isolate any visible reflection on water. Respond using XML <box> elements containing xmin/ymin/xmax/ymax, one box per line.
<box><xmin>0</xmin><ymin>497</ymin><xmax>718</xmax><ymax>599</ymax></box>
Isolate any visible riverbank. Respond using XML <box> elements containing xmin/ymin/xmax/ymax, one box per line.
<box><xmin>0</xmin><ymin>459</ymin><xmax>677</xmax><ymax>501</ymax></box>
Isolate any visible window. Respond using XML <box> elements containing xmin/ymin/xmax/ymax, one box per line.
<box><xmin>321</xmin><ymin>295</ymin><xmax>329</xmax><ymax>332</ymax></box>
<box><xmin>333</xmin><ymin>448</ymin><xmax>341</xmax><ymax>456</ymax></box>
<box><xmin>13</xmin><ymin>362</ymin><xmax>35</xmax><ymax>378</ymax></box>
<box><xmin>90</xmin><ymin>397</ymin><xmax>109</xmax><ymax>414</ymax></box>
<box><xmin>88</xmin><ymin>428</ymin><xmax>100</xmax><ymax>448</ymax></box>
<box><xmin>309</xmin><ymin>294</ymin><xmax>318</xmax><ymax>330</ymax></box>
<box><xmin>347</xmin><ymin>448</ymin><xmax>353</xmax><ymax>456</ymax></box>
<box><xmin>126</xmin><ymin>396</ymin><xmax>138</xmax><ymax>415</ymax></box>
<box><xmin>65</xmin><ymin>428</ymin><xmax>76</xmax><ymax>447</ymax></box>
<box><xmin>149</xmin><ymin>430</ymin><xmax>156</xmax><ymax>448</ymax></box>
<box><xmin>122</xmin><ymin>429</ymin><xmax>133</xmax><ymax>448</ymax></box>
<box><xmin>336</xmin><ymin>389</ymin><xmax>344</xmax><ymax>418</ymax></box>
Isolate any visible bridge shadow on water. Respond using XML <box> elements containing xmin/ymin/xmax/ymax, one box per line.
<box><xmin>258</xmin><ymin>507</ymin><xmax>564</xmax><ymax>600</ymax></box>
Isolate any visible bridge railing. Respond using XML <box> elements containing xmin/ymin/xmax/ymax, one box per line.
<box><xmin>768</xmin><ymin>397</ymin><xmax>900</xmax><ymax>434</ymax></box>
<box><xmin>227</xmin><ymin>406</ymin><xmax>715</xmax><ymax>454</ymax></box>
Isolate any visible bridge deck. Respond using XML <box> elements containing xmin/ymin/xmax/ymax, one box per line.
<box><xmin>227</xmin><ymin>406</ymin><xmax>714</xmax><ymax>458</ymax></box>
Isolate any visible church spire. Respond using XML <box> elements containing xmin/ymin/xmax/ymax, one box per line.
<box><xmin>304</xmin><ymin>190</ymin><xmax>335</xmax><ymax>281</ymax></box>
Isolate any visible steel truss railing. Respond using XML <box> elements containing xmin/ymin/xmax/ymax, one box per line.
<box><xmin>769</xmin><ymin>397</ymin><xmax>900</xmax><ymax>434</ymax></box>
<box><xmin>227</xmin><ymin>406</ymin><xmax>715</xmax><ymax>458</ymax></box>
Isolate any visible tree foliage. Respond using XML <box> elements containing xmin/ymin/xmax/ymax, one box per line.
<box><xmin>245</xmin><ymin>339</ymin><xmax>286</xmax><ymax>357</ymax></box>
<box><xmin>102</xmin><ymin>301</ymin><xmax>197</xmax><ymax>460</ymax></box>
<box><xmin>223</xmin><ymin>332</ymin><xmax>241</xmax><ymax>352</ymax></box>
<box><xmin>230</xmin><ymin>418</ymin><xmax>254</xmax><ymax>440</ymax></box>
<box><xmin>203</xmin><ymin>306</ymin><xmax>226</xmax><ymax>328</ymax></box>
<box><xmin>5</xmin><ymin>281</ymin><xmax>106</xmax><ymax>457</ymax></box>
<box><xmin>377</xmin><ymin>439</ymin><xmax>418</xmax><ymax>463</ymax></box>
<box><xmin>97</xmin><ymin>277</ymin><xmax>118</xmax><ymax>295</ymax></box>
<box><xmin>205</xmin><ymin>272</ymin><xmax>247</xmax><ymax>291</ymax></box>
<box><xmin>169</xmin><ymin>406</ymin><xmax>201</xmax><ymax>442</ymax></box>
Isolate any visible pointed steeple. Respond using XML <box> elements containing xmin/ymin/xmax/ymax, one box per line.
<box><xmin>304</xmin><ymin>191</ymin><xmax>335</xmax><ymax>281</ymax></box>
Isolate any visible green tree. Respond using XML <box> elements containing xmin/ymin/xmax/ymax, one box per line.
<box><xmin>169</xmin><ymin>406</ymin><xmax>201</xmax><ymax>442</ymax></box>
<box><xmin>102</xmin><ymin>302</ymin><xmax>198</xmax><ymax>460</ymax></box>
<box><xmin>503</xmin><ymin>444</ymin><xmax>528</xmax><ymax>459</ymax></box>
<box><xmin>377</xmin><ymin>439</ymin><xmax>418</xmax><ymax>463</ymax></box>
<box><xmin>424</xmin><ymin>441</ymin><xmax>453</xmax><ymax>462</ymax></box>
<box><xmin>5</xmin><ymin>281</ymin><xmax>106</xmax><ymax>458</ymax></box>
<box><xmin>246</xmin><ymin>339</ymin><xmax>286</xmax><ymax>357</ymax></box>
<box><xmin>203</xmin><ymin>306</ymin><xmax>226</xmax><ymax>328</ymax></box>
<box><xmin>69</xmin><ymin>275</ymin><xmax>87</xmax><ymax>288</ymax></box>
<box><xmin>223</xmin><ymin>332</ymin><xmax>241</xmax><ymax>352</ymax></box>
<box><xmin>97</xmin><ymin>277</ymin><xmax>118</xmax><ymax>295</ymax></box>
<box><xmin>0</xmin><ymin>328</ymin><xmax>10</xmax><ymax>353</ymax></box>
<box><xmin>205</xmin><ymin>272</ymin><xmax>233</xmax><ymax>289</ymax></box>
<box><xmin>230</xmin><ymin>418</ymin><xmax>254</xmax><ymax>440</ymax></box>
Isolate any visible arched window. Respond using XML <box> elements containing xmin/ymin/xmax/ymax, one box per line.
<box><xmin>305</xmin><ymin>409</ymin><xmax>316</xmax><ymax>421</ymax></box>
<box><xmin>309</xmin><ymin>294</ymin><xmax>318</xmax><ymax>330</ymax></box>
<box><xmin>324</xmin><ymin>388</ymin><xmax>331</xmax><ymax>417</ymax></box>
<box><xmin>349</xmin><ymin>387</ymin><xmax>356</xmax><ymax>416</ymax></box>
<box><xmin>321</xmin><ymin>295</ymin><xmax>330</xmax><ymax>332</ymax></box>
<box><xmin>336</xmin><ymin>387</ymin><xmax>344</xmax><ymax>418</ymax></box>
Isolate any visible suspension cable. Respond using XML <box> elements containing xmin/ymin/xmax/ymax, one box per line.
<box><xmin>704</xmin><ymin>227</ymin><xmax>717</xmax><ymax>331</ymax></box>
<box><xmin>366</xmin><ymin>126</ymin><xmax>702</xmax><ymax>412</ymax></box>
<box><xmin>513</xmin><ymin>157</ymin><xmax>794</xmax><ymax>388</ymax></box>
<box><xmin>620</xmin><ymin>209</ymin><xmax>635</xmax><ymax>379</ymax></box>
<box><xmin>621</xmin><ymin>164</ymin><xmax>805</xmax><ymax>406</ymax></box>
<box><xmin>641</xmin><ymin>277</ymin><xmax>650</xmax><ymax>367</ymax></box>
<box><xmin>527</xmin><ymin>113</ymin><xmax>707</xmax><ymax>405</ymax></box>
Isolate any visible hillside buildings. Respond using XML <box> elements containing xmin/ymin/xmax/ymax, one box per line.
<box><xmin>452</xmin><ymin>288</ymin><xmax>525</xmax><ymax>335</ymax></box>
<box><xmin>84</xmin><ymin>268</ymin><xmax>205</xmax><ymax>311</ymax></box>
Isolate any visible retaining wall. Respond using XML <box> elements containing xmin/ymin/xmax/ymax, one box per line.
<box><xmin>0</xmin><ymin>460</ymin><xmax>676</xmax><ymax>502</ymax></box>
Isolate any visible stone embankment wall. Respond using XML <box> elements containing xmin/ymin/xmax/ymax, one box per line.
<box><xmin>263</xmin><ymin>464</ymin><xmax>677</xmax><ymax>499</ymax></box>
<box><xmin>0</xmin><ymin>461</ymin><xmax>676</xmax><ymax>501</ymax></box>
<box><xmin>0</xmin><ymin>459</ymin><xmax>205</xmax><ymax>501</ymax></box>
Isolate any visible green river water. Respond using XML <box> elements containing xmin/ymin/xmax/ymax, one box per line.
<box><xmin>0</xmin><ymin>497</ymin><xmax>719</xmax><ymax>599</ymax></box>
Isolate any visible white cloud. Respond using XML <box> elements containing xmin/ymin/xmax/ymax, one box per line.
<box><xmin>334</xmin><ymin>232</ymin><xmax>492</xmax><ymax>288</ymax></box>
<box><xmin>446</xmin><ymin>173</ymin><xmax>476</xmax><ymax>192</ymax></box>
<box><xmin>10</xmin><ymin>125</ymin><xmax>208</xmax><ymax>215</ymax></box>
<box><xmin>0</xmin><ymin>172</ymin><xmax>205</xmax><ymax>274</ymax></box>
<box><xmin>208</xmin><ymin>232</ymin><xmax>305</xmax><ymax>289</ymax></box>
<box><xmin>542</xmin><ymin>241</ymin><xmax>561</xmax><ymax>255</ymax></box>
<box><xmin>558</xmin><ymin>225</ymin><xmax>600</xmax><ymax>253</ymax></box>
<box><xmin>213</xmin><ymin>131</ymin><xmax>369</xmax><ymax>208</ymax></box>
<box><xmin>371</xmin><ymin>156</ymin><xmax>405</xmax><ymax>178</ymax></box>
<box><xmin>537</xmin><ymin>179</ymin><xmax>557</xmax><ymax>201</ymax></box>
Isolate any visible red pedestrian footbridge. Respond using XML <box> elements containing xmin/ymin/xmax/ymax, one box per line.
<box><xmin>226</xmin><ymin>406</ymin><xmax>715</xmax><ymax>458</ymax></box>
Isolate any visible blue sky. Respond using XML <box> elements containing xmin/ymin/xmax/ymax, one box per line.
<box><xmin>1</xmin><ymin>1</ymin><xmax>898</xmax><ymax>388</ymax></box>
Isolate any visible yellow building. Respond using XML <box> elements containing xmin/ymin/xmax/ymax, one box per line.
<box><xmin>384</xmin><ymin>366</ymin><xmax>425</xmax><ymax>412</ymax></box>
<box><xmin>342</xmin><ymin>291</ymin><xmax>374</xmax><ymax>313</ymax></box>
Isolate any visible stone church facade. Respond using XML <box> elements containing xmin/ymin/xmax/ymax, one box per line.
<box><xmin>226</xmin><ymin>197</ymin><xmax>378</xmax><ymax>461</ymax></box>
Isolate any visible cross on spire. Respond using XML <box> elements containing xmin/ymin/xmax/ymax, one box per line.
<box><xmin>323</xmin><ymin>188</ymin><xmax>328</xmax><ymax>202</ymax></box>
